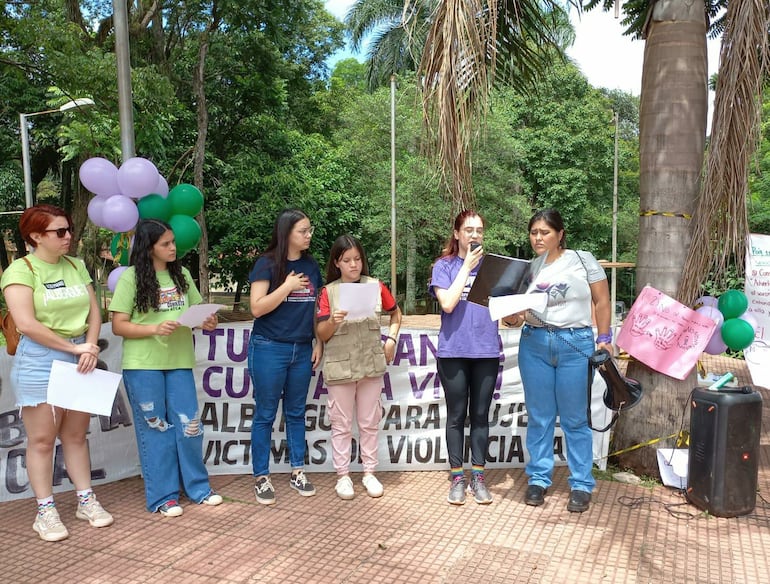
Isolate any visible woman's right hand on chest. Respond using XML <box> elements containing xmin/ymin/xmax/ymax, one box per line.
<box><xmin>285</xmin><ymin>270</ymin><xmax>309</xmax><ymax>292</ymax></box>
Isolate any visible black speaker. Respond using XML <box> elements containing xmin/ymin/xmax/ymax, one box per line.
<box><xmin>686</xmin><ymin>387</ymin><xmax>762</xmax><ymax>517</ymax></box>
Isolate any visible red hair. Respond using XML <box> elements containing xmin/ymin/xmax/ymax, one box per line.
<box><xmin>438</xmin><ymin>210</ymin><xmax>484</xmax><ymax>259</ymax></box>
<box><xmin>19</xmin><ymin>204</ymin><xmax>72</xmax><ymax>247</ymax></box>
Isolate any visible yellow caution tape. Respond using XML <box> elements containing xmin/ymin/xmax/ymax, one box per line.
<box><xmin>605</xmin><ymin>430</ymin><xmax>686</xmax><ymax>458</ymax></box>
<box><xmin>640</xmin><ymin>210</ymin><xmax>692</xmax><ymax>220</ymax></box>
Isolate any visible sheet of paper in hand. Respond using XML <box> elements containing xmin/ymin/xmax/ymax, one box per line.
<box><xmin>467</xmin><ymin>254</ymin><xmax>531</xmax><ymax>308</ymax></box>
<box><xmin>616</xmin><ymin>285</ymin><xmax>718</xmax><ymax>380</ymax></box>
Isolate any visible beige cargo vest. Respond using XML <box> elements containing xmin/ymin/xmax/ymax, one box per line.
<box><xmin>323</xmin><ymin>276</ymin><xmax>387</xmax><ymax>385</ymax></box>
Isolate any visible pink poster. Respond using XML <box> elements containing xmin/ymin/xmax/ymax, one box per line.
<box><xmin>617</xmin><ymin>286</ymin><xmax>718</xmax><ymax>380</ymax></box>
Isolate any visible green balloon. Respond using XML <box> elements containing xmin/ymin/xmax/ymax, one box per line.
<box><xmin>720</xmin><ymin>318</ymin><xmax>755</xmax><ymax>351</ymax></box>
<box><xmin>717</xmin><ymin>290</ymin><xmax>748</xmax><ymax>319</ymax></box>
<box><xmin>169</xmin><ymin>214</ymin><xmax>201</xmax><ymax>252</ymax></box>
<box><xmin>137</xmin><ymin>194</ymin><xmax>171</xmax><ymax>221</ymax></box>
<box><xmin>110</xmin><ymin>233</ymin><xmax>131</xmax><ymax>266</ymax></box>
<box><xmin>168</xmin><ymin>183</ymin><xmax>204</xmax><ymax>217</ymax></box>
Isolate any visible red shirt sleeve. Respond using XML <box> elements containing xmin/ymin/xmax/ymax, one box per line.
<box><xmin>380</xmin><ymin>281</ymin><xmax>397</xmax><ymax>312</ymax></box>
<box><xmin>316</xmin><ymin>287</ymin><xmax>331</xmax><ymax>321</ymax></box>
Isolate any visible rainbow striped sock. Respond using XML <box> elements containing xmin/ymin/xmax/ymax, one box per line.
<box><xmin>451</xmin><ymin>467</ymin><xmax>464</xmax><ymax>482</ymax></box>
<box><xmin>472</xmin><ymin>465</ymin><xmax>485</xmax><ymax>479</ymax></box>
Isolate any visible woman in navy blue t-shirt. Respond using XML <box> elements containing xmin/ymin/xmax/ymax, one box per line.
<box><xmin>247</xmin><ymin>209</ymin><xmax>323</xmax><ymax>505</ymax></box>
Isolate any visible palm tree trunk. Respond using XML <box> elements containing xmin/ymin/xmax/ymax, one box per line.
<box><xmin>614</xmin><ymin>2</ymin><xmax>707</xmax><ymax>475</ymax></box>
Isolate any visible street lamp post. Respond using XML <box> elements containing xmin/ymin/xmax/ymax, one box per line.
<box><xmin>20</xmin><ymin>97</ymin><xmax>95</xmax><ymax>209</ymax></box>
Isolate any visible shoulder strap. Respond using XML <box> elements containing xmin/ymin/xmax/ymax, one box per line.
<box><xmin>62</xmin><ymin>256</ymin><xmax>78</xmax><ymax>269</ymax></box>
<box><xmin>574</xmin><ymin>250</ymin><xmax>590</xmax><ymax>282</ymax></box>
<box><xmin>21</xmin><ymin>256</ymin><xmax>33</xmax><ymax>272</ymax></box>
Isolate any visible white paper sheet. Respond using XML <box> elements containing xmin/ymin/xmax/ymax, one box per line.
<box><xmin>488</xmin><ymin>293</ymin><xmax>548</xmax><ymax>321</ymax></box>
<box><xmin>177</xmin><ymin>304</ymin><xmax>226</xmax><ymax>328</ymax></box>
<box><xmin>656</xmin><ymin>448</ymin><xmax>689</xmax><ymax>489</ymax></box>
<box><xmin>46</xmin><ymin>360</ymin><xmax>122</xmax><ymax>416</ymax></box>
<box><xmin>338</xmin><ymin>282</ymin><xmax>379</xmax><ymax>320</ymax></box>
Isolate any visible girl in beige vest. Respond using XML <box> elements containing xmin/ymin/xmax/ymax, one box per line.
<box><xmin>316</xmin><ymin>235</ymin><xmax>402</xmax><ymax>499</ymax></box>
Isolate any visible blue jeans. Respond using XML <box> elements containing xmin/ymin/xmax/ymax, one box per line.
<box><xmin>248</xmin><ymin>334</ymin><xmax>312</xmax><ymax>476</ymax></box>
<box><xmin>122</xmin><ymin>369</ymin><xmax>213</xmax><ymax>512</ymax></box>
<box><xmin>519</xmin><ymin>325</ymin><xmax>596</xmax><ymax>493</ymax></box>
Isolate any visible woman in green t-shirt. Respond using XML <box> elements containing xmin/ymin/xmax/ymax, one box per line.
<box><xmin>1</xmin><ymin>204</ymin><xmax>113</xmax><ymax>542</ymax></box>
<box><xmin>111</xmin><ymin>219</ymin><xmax>222</xmax><ymax>517</ymax></box>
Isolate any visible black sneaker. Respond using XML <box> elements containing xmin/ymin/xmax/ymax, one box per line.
<box><xmin>289</xmin><ymin>470</ymin><xmax>316</xmax><ymax>497</ymax></box>
<box><xmin>468</xmin><ymin>475</ymin><xmax>493</xmax><ymax>505</ymax></box>
<box><xmin>447</xmin><ymin>477</ymin><xmax>466</xmax><ymax>505</ymax></box>
<box><xmin>254</xmin><ymin>476</ymin><xmax>276</xmax><ymax>506</ymax></box>
<box><xmin>524</xmin><ymin>484</ymin><xmax>547</xmax><ymax>506</ymax></box>
<box><xmin>567</xmin><ymin>490</ymin><xmax>591</xmax><ymax>513</ymax></box>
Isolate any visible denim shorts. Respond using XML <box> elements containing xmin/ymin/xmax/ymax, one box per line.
<box><xmin>10</xmin><ymin>335</ymin><xmax>83</xmax><ymax>407</ymax></box>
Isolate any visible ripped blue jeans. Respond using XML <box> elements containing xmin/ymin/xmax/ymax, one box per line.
<box><xmin>122</xmin><ymin>369</ymin><xmax>213</xmax><ymax>512</ymax></box>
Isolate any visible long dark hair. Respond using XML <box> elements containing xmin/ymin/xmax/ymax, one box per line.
<box><xmin>528</xmin><ymin>208</ymin><xmax>566</xmax><ymax>248</ymax></box>
<box><xmin>262</xmin><ymin>208</ymin><xmax>310</xmax><ymax>289</ymax></box>
<box><xmin>130</xmin><ymin>219</ymin><xmax>189</xmax><ymax>313</ymax></box>
<box><xmin>438</xmin><ymin>210</ymin><xmax>484</xmax><ymax>259</ymax></box>
<box><xmin>325</xmin><ymin>235</ymin><xmax>369</xmax><ymax>283</ymax></box>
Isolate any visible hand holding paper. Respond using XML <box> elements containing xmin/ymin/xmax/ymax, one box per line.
<box><xmin>47</xmin><ymin>360</ymin><xmax>122</xmax><ymax>416</ymax></box>
<box><xmin>338</xmin><ymin>282</ymin><xmax>379</xmax><ymax>320</ymax></box>
<box><xmin>177</xmin><ymin>304</ymin><xmax>225</xmax><ymax>328</ymax></box>
<box><xmin>488</xmin><ymin>293</ymin><xmax>547</xmax><ymax>321</ymax></box>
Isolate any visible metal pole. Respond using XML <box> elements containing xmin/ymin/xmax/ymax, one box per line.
<box><xmin>113</xmin><ymin>0</ymin><xmax>136</xmax><ymax>161</ymax></box>
<box><xmin>20</xmin><ymin>113</ymin><xmax>34</xmax><ymax>209</ymax></box>
<box><xmin>390</xmin><ymin>74</ymin><xmax>397</xmax><ymax>300</ymax></box>
<box><xmin>611</xmin><ymin>111</ymin><xmax>619</xmax><ymax>325</ymax></box>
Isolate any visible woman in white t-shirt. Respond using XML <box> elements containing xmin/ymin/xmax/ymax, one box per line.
<box><xmin>503</xmin><ymin>209</ymin><xmax>611</xmax><ymax>513</ymax></box>
<box><xmin>111</xmin><ymin>219</ymin><xmax>222</xmax><ymax>517</ymax></box>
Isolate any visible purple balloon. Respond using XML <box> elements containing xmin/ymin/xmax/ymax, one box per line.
<box><xmin>694</xmin><ymin>295</ymin><xmax>718</xmax><ymax>309</ymax></box>
<box><xmin>117</xmin><ymin>157</ymin><xmax>160</xmax><ymax>199</ymax></box>
<box><xmin>739</xmin><ymin>311</ymin><xmax>758</xmax><ymax>330</ymax></box>
<box><xmin>107</xmin><ymin>266</ymin><xmax>129</xmax><ymax>293</ymax></box>
<box><xmin>102</xmin><ymin>194</ymin><xmax>139</xmax><ymax>233</ymax></box>
<box><xmin>695</xmin><ymin>305</ymin><xmax>724</xmax><ymax>328</ymax></box>
<box><xmin>155</xmin><ymin>175</ymin><xmax>169</xmax><ymax>198</ymax></box>
<box><xmin>79</xmin><ymin>157</ymin><xmax>120</xmax><ymax>196</ymax></box>
<box><xmin>703</xmin><ymin>331</ymin><xmax>728</xmax><ymax>355</ymax></box>
<box><xmin>87</xmin><ymin>194</ymin><xmax>112</xmax><ymax>227</ymax></box>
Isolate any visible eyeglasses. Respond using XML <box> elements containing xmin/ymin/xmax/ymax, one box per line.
<box><xmin>44</xmin><ymin>227</ymin><xmax>73</xmax><ymax>238</ymax></box>
<box><xmin>296</xmin><ymin>226</ymin><xmax>315</xmax><ymax>237</ymax></box>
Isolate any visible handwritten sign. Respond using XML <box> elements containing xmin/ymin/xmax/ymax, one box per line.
<box><xmin>744</xmin><ymin>233</ymin><xmax>770</xmax><ymax>388</ymax></box>
<box><xmin>617</xmin><ymin>286</ymin><xmax>717</xmax><ymax>380</ymax></box>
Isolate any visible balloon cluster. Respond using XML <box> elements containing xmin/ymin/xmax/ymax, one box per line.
<box><xmin>695</xmin><ymin>291</ymin><xmax>757</xmax><ymax>353</ymax></box>
<box><xmin>79</xmin><ymin>157</ymin><xmax>204</xmax><ymax>291</ymax></box>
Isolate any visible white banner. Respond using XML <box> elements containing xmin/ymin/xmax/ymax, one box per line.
<box><xmin>745</xmin><ymin>233</ymin><xmax>770</xmax><ymax>388</ymax></box>
<box><xmin>1</xmin><ymin>323</ymin><xmax>612</xmax><ymax>501</ymax></box>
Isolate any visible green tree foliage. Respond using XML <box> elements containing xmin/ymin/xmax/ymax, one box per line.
<box><xmin>748</xmin><ymin>89</ymin><xmax>770</xmax><ymax>235</ymax></box>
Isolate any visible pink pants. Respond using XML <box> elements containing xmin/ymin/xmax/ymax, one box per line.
<box><xmin>327</xmin><ymin>377</ymin><xmax>383</xmax><ymax>475</ymax></box>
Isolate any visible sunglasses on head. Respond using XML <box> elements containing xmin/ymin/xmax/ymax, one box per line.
<box><xmin>44</xmin><ymin>227</ymin><xmax>73</xmax><ymax>238</ymax></box>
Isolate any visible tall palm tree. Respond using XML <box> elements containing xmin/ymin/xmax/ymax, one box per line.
<box><xmin>345</xmin><ymin>0</ymin><xmax>434</xmax><ymax>90</ymax></box>
<box><xmin>405</xmin><ymin>0</ymin><xmax>575</xmax><ymax>211</ymax></box>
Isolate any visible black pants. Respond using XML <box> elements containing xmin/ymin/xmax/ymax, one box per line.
<box><xmin>437</xmin><ymin>357</ymin><xmax>499</xmax><ymax>468</ymax></box>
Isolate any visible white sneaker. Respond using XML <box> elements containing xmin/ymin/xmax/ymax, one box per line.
<box><xmin>362</xmin><ymin>474</ymin><xmax>384</xmax><ymax>498</ymax></box>
<box><xmin>75</xmin><ymin>496</ymin><xmax>114</xmax><ymax>528</ymax></box>
<box><xmin>33</xmin><ymin>507</ymin><xmax>69</xmax><ymax>542</ymax></box>
<box><xmin>201</xmin><ymin>493</ymin><xmax>223</xmax><ymax>506</ymax></box>
<box><xmin>335</xmin><ymin>476</ymin><xmax>355</xmax><ymax>500</ymax></box>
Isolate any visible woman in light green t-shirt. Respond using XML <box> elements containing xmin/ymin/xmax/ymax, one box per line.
<box><xmin>111</xmin><ymin>219</ymin><xmax>222</xmax><ymax>517</ymax></box>
<box><xmin>1</xmin><ymin>204</ymin><xmax>113</xmax><ymax>542</ymax></box>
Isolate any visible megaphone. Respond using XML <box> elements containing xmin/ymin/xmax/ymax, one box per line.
<box><xmin>587</xmin><ymin>349</ymin><xmax>643</xmax><ymax>431</ymax></box>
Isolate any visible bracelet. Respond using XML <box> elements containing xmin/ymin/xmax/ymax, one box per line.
<box><xmin>385</xmin><ymin>335</ymin><xmax>397</xmax><ymax>344</ymax></box>
<box><xmin>596</xmin><ymin>333</ymin><xmax>613</xmax><ymax>344</ymax></box>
